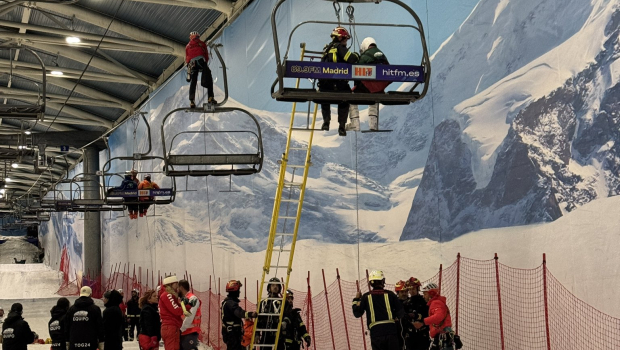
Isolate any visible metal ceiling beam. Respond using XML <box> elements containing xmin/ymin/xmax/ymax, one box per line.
<box><xmin>126</xmin><ymin>0</ymin><xmax>234</xmax><ymax>15</ymax></box>
<box><xmin>0</xmin><ymin>32</ymin><xmax>178</xmax><ymax>55</ymax></box>
<box><xmin>45</xmin><ymin>102</ymin><xmax>113</xmax><ymax>128</ymax></box>
<box><xmin>32</xmin><ymin>43</ymin><xmax>155</xmax><ymax>81</ymax></box>
<box><xmin>33</xmin><ymin>3</ymin><xmax>186</xmax><ymax>56</ymax></box>
<box><xmin>0</xmin><ymin>64</ymin><xmax>148</xmax><ymax>85</ymax></box>
<box><xmin>0</xmin><ymin>20</ymin><xmax>180</xmax><ymax>54</ymax></box>
<box><xmin>45</xmin><ymin>76</ymin><xmax>132</xmax><ymax>109</ymax></box>
<box><xmin>0</xmin><ymin>86</ymin><xmax>128</xmax><ymax>109</ymax></box>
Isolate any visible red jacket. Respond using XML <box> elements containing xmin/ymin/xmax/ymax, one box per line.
<box><xmin>180</xmin><ymin>292</ymin><xmax>201</xmax><ymax>336</ymax></box>
<box><xmin>138</xmin><ymin>180</ymin><xmax>159</xmax><ymax>201</ymax></box>
<box><xmin>158</xmin><ymin>285</ymin><xmax>184</xmax><ymax>328</ymax></box>
<box><xmin>423</xmin><ymin>294</ymin><xmax>452</xmax><ymax>338</ymax></box>
<box><xmin>185</xmin><ymin>37</ymin><xmax>208</xmax><ymax>64</ymax></box>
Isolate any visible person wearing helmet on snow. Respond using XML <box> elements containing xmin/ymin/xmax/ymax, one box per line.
<box><xmin>319</xmin><ymin>26</ymin><xmax>360</xmax><ymax>137</ymax></box>
<box><xmin>221</xmin><ymin>280</ymin><xmax>257</xmax><ymax>350</ymax></box>
<box><xmin>185</xmin><ymin>31</ymin><xmax>216</xmax><ymax>108</ymax></box>
<box><xmin>414</xmin><ymin>283</ymin><xmax>459</xmax><ymax>350</ymax></box>
<box><xmin>346</xmin><ymin>37</ymin><xmax>390</xmax><ymax>132</ymax></box>
<box><xmin>396</xmin><ymin>278</ymin><xmax>430</xmax><ymax>350</ymax></box>
<box><xmin>126</xmin><ymin>289</ymin><xmax>141</xmax><ymax>341</ymax></box>
<box><xmin>256</xmin><ymin>277</ymin><xmax>285</xmax><ymax>348</ymax></box>
<box><xmin>394</xmin><ymin>280</ymin><xmax>411</xmax><ymax>349</ymax></box>
<box><xmin>353</xmin><ymin>270</ymin><xmax>404</xmax><ymax>350</ymax></box>
<box><xmin>280</xmin><ymin>290</ymin><xmax>311</xmax><ymax>350</ymax></box>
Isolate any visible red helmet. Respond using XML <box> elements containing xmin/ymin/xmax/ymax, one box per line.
<box><xmin>395</xmin><ymin>280</ymin><xmax>407</xmax><ymax>292</ymax></box>
<box><xmin>226</xmin><ymin>280</ymin><xmax>242</xmax><ymax>292</ymax></box>
<box><xmin>331</xmin><ymin>26</ymin><xmax>351</xmax><ymax>40</ymax></box>
<box><xmin>406</xmin><ymin>277</ymin><xmax>421</xmax><ymax>290</ymax></box>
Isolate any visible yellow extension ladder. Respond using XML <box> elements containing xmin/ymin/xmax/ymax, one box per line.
<box><xmin>250</xmin><ymin>43</ymin><xmax>319</xmax><ymax>350</ymax></box>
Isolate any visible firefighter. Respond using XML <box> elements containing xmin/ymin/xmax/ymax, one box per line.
<box><xmin>256</xmin><ymin>277</ymin><xmax>284</xmax><ymax>348</ymax></box>
<box><xmin>353</xmin><ymin>270</ymin><xmax>404</xmax><ymax>350</ymax></box>
<box><xmin>405</xmin><ymin>277</ymin><xmax>430</xmax><ymax>350</ymax></box>
<box><xmin>280</xmin><ymin>290</ymin><xmax>311</xmax><ymax>350</ymax></box>
<box><xmin>221</xmin><ymin>280</ymin><xmax>257</xmax><ymax>350</ymax></box>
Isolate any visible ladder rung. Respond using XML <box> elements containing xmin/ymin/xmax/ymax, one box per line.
<box><xmin>289</xmin><ymin>147</ymin><xmax>308</xmax><ymax>150</ymax></box>
<box><xmin>278</xmin><ymin>216</ymin><xmax>296</xmax><ymax>220</ymax></box>
<box><xmin>264</xmin><ymin>297</ymin><xmax>284</xmax><ymax>300</ymax></box>
<box><xmin>277</xmin><ymin>248</ymin><xmax>292</xmax><ymax>252</ymax></box>
<box><xmin>294</xmin><ymin>110</ymin><xmax>309</xmax><ymax>113</ymax></box>
<box><xmin>254</xmin><ymin>329</ymin><xmax>279</xmax><ymax>333</ymax></box>
<box><xmin>258</xmin><ymin>313</ymin><xmax>281</xmax><ymax>316</ymax></box>
<box><xmin>280</xmin><ymin>199</ymin><xmax>299</xmax><ymax>203</ymax></box>
<box><xmin>291</xmin><ymin>127</ymin><xmax>321</xmax><ymax>131</ymax></box>
<box><xmin>269</xmin><ymin>265</ymin><xmax>289</xmax><ymax>269</ymax></box>
<box><xmin>286</xmin><ymin>165</ymin><xmax>305</xmax><ymax>168</ymax></box>
<box><xmin>283</xmin><ymin>182</ymin><xmax>302</xmax><ymax>187</ymax></box>
<box><xmin>275</xmin><ymin>232</ymin><xmax>294</xmax><ymax>236</ymax></box>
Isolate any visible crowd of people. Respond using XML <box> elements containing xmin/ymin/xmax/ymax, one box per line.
<box><xmin>0</xmin><ymin>271</ymin><xmax>460</xmax><ymax>350</ymax></box>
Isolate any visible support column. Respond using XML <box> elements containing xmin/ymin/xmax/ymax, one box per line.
<box><xmin>83</xmin><ymin>146</ymin><xmax>101</xmax><ymax>277</ymax></box>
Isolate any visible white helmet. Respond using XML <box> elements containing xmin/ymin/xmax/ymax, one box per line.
<box><xmin>421</xmin><ymin>283</ymin><xmax>439</xmax><ymax>292</ymax></box>
<box><xmin>360</xmin><ymin>37</ymin><xmax>376</xmax><ymax>53</ymax></box>
<box><xmin>368</xmin><ymin>270</ymin><xmax>385</xmax><ymax>281</ymax></box>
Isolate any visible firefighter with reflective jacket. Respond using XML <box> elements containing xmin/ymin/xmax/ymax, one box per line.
<box><xmin>353</xmin><ymin>270</ymin><xmax>404</xmax><ymax>350</ymax></box>
<box><xmin>221</xmin><ymin>280</ymin><xmax>257</xmax><ymax>350</ymax></box>
<box><xmin>319</xmin><ymin>26</ymin><xmax>360</xmax><ymax>137</ymax></box>
<box><xmin>280</xmin><ymin>290</ymin><xmax>311</xmax><ymax>350</ymax></box>
<box><xmin>414</xmin><ymin>283</ymin><xmax>461</xmax><ymax>350</ymax></box>
<box><xmin>256</xmin><ymin>277</ymin><xmax>285</xmax><ymax>348</ymax></box>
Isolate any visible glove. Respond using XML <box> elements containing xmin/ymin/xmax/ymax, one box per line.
<box><xmin>304</xmin><ymin>336</ymin><xmax>311</xmax><ymax>347</ymax></box>
<box><xmin>66</xmin><ymin>342</ymin><xmax>70</xmax><ymax>350</ymax></box>
<box><xmin>409</xmin><ymin>312</ymin><xmax>422</xmax><ymax>321</ymax></box>
<box><xmin>98</xmin><ymin>342</ymin><xmax>104</xmax><ymax>350</ymax></box>
<box><xmin>181</xmin><ymin>301</ymin><xmax>192</xmax><ymax>316</ymax></box>
<box><xmin>281</xmin><ymin>320</ymin><xmax>288</xmax><ymax>330</ymax></box>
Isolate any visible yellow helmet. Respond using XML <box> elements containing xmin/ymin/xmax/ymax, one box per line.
<box><xmin>368</xmin><ymin>270</ymin><xmax>385</xmax><ymax>281</ymax></box>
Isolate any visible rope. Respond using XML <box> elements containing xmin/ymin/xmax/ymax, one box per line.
<box><xmin>202</xmin><ymin>107</ymin><xmax>217</xmax><ymax>282</ymax></box>
<box><xmin>354</xmin><ymin>132</ymin><xmax>361</xmax><ymax>283</ymax></box>
<box><xmin>346</xmin><ymin>4</ymin><xmax>361</xmax><ymax>52</ymax></box>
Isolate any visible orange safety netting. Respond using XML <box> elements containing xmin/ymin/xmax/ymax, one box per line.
<box><xmin>55</xmin><ymin>254</ymin><xmax>620</xmax><ymax>350</ymax></box>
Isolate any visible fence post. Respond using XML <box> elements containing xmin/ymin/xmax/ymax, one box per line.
<box><xmin>307</xmin><ymin>271</ymin><xmax>316</xmax><ymax>350</ymax></box>
<box><xmin>336</xmin><ymin>269</ymin><xmax>352</xmax><ymax>350</ymax></box>
<box><xmin>438</xmin><ymin>264</ymin><xmax>443</xmax><ymax>294</ymax></box>
<box><xmin>244</xmin><ymin>277</ymin><xmax>247</xmax><ymax>311</ymax></box>
<box><xmin>543</xmin><ymin>253</ymin><xmax>551</xmax><ymax>350</ymax></box>
<box><xmin>456</xmin><ymin>253</ymin><xmax>461</xmax><ymax>334</ymax></box>
<box><xmin>189</xmin><ymin>274</ymin><xmax>194</xmax><ymax>293</ymax></box>
<box><xmin>218</xmin><ymin>277</ymin><xmax>221</xmax><ymax>350</ymax></box>
<box><xmin>322</xmin><ymin>269</ymin><xmax>336</xmax><ymax>350</ymax></box>
<box><xmin>207</xmin><ymin>275</ymin><xmax>211</xmax><ymax>346</ymax></box>
<box><xmin>365</xmin><ymin>270</ymin><xmax>370</xmax><ymax>292</ymax></box>
<box><xmin>356</xmin><ymin>281</ymin><xmax>368</xmax><ymax>350</ymax></box>
<box><xmin>494</xmin><ymin>253</ymin><xmax>506</xmax><ymax>350</ymax></box>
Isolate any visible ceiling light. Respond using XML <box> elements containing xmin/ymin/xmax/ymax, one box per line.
<box><xmin>5</xmin><ymin>178</ymin><xmax>12</xmax><ymax>182</ymax></box>
<box><xmin>0</xmin><ymin>189</ymin><xmax>5</xmax><ymax>194</ymax></box>
<box><xmin>66</xmin><ymin>36</ymin><xmax>81</xmax><ymax>44</ymax></box>
<box><xmin>50</xmin><ymin>70</ymin><xmax>64</xmax><ymax>76</ymax></box>
<box><xmin>0</xmin><ymin>194</ymin><xmax>3</xmax><ymax>199</ymax></box>
<box><xmin>24</xmin><ymin>131</ymin><xmax>31</xmax><ymax>135</ymax></box>
<box><xmin>11</xmin><ymin>163</ymin><xmax>18</xmax><ymax>168</ymax></box>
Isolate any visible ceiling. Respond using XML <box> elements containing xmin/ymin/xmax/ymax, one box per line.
<box><xmin>0</xmin><ymin>0</ymin><xmax>252</xmax><ymax>216</ymax></box>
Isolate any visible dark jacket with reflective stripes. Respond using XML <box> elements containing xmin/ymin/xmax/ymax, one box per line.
<box><xmin>221</xmin><ymin>297</ymin><xmax>251</xmax><ymax>331</ymax></box>
<box><xmin>321</xmin><ymin>41</ymin><xmax>359</xmax><ymax>64</ymax></box>
<box><xmin>281</xmin><ymin>306</ymin><xmax>309</xmax><ymax>346</ymax></box>
<box><xmin>352</xmin><ymin>289</ymin><xmax>404</xmax><ymax>337</ymax></box>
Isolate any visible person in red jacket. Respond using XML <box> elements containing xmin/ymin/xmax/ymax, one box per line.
<box><xmin>137</xmin><ymin>175</ymin><xmax>160</xmax><ymax>217</ymax></box>
<box><xmin>158</xmin><ymin>275</ymin><xmax>184</xmax><ymax>350</ymax></box>
<box><xmin>414</xmin><ymin>283</ymin><xmax>457</xmax><ymax>350</ymax></box>
<box><xmin>185</xmin><ymin>31</ymin><xmax>216</xmax><ymax>108</ymax></box>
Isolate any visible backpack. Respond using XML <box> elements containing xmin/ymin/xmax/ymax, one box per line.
<box><xmin>241</xmin><ymin>319</ymin><xmax>254</xmax><ymax>347</ymax></box>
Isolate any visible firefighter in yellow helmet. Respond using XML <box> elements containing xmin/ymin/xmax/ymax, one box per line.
<box><xmin>353</xmin><ymin>270</ymin><xmax>404</xmax><ymax>350</ymax></box>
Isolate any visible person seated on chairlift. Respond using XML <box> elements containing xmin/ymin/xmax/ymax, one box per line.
<box><xmin>347</xmin><ymin>37</ymin><xmax>390</xmax><ymax>132</ymax></box>
<box><xmin>137</xmin><ymin>174</ymin><xmax>160</xmax><ymax>218</ymax></box>
<box><xmin>126</xmin><ymin>169</ymin><xmax>140</xmax><ymax>220</ymax></box>
<box><xmin>319</xmin><ymin>26</ymin><xmax>359</xmax><ymax>137</ymax></box>
<box><xmin>186</xmin><ymin>31</ymin><xmax>217</xmax><ymax>108</ymax></box>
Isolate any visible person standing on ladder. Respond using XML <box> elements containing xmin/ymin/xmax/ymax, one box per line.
<box><xmin>346</xmin><ymin>37</ymin><xmax>390</xmax><ymax>132</ymax></box>
<box><xmin>319</xmin><ymin>26</ymin><xmax>359</xmax><ymax>137</ymax></box>
<box><xmin>221</xmin><ymin>280</ymin><xmax>257</xmax><ymax>350</ymax></box>
<box><xmin>256</xmin><ymin>277</ymin><xmax>285</xmax><ymax>348</ymax></box>
<box><xmin>353</xmin><ymin>270</ymin><xmax>404</xmax><ymax>350</ymax></box>
<box><xmin>186</xmin><ymin>31</ymin><xmax>216</xmax><ymax>108</ymax></box>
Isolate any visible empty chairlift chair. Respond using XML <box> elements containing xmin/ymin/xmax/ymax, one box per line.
<box><xmin>0</xmin><ymin>46</ymin><xmax>46</xmax><ymax>120</ymax></box>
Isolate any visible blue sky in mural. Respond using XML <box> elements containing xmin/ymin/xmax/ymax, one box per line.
<box><xmin>213</xmin><ymin>0</ymin><xmax>480</xmax><ymax>112</ymax></box>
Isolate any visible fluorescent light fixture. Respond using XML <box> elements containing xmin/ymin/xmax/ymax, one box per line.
<box><xmin>50</xmin><ymin>70</ymin><xmax>64</xmax><ymax>76</ymax></box>
<box><xmin>11</xmin><ymin>163</ymin><xmax>18</xmax><ymax>168</ymax></box>
<box><xmin>5</xmin><ymin>177</ymin><xmax>12</xmax><ymax>182</ymax></box>
<box><xmin>0</xmin><ymin>194</ymin><xmax>3</xmax><ymax>199</ymax></box>
<box><xmin>24</xmin><ymin>131</ymin><xmax>31</xmax><ymax>135</ymax></box>
<box><xmin>0</xmin><ymin>189</ymin><xmax>5</xmax><ymax>194</ymax></box>
<box><xmin>66</xmin><ymin>36</ymin><xmax>81</xmax><ymax>44</ymax></box>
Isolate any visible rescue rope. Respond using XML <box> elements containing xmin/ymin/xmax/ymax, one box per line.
<box><xmin>349</xmin><ymin>129</ymin><xmax>361</xmax><ymax>283</ymax></box>
<box><xmin>202</xmin><ymin>108</ymin><xmax>217</xmax><ymax>283</ymax></box>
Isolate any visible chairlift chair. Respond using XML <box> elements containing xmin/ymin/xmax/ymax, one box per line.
<box><xmin>0</xmin><ymin>45</ymin><xmax>46</xmax><ymax>120</ymax></box>
<box><xmin>270</xmin><ymin>0</ymin><xmax>431</xmax><ymax>106</ymax></box>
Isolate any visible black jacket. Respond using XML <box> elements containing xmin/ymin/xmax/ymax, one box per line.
<box><xmin>138</xmin><ymin>303</ymin><xmax>160</xmax><ymax>340</ymax></box>
<box><xmin>318</xmin><ymin>40</ymin><xmax>359</xmax><ymax>92</ymax></box>
<box><xmin>2</xmin><ymin>311</ymin><xmax>35</xmax><ymax>350</ymax></box>
<box><xmin>353</xmin><ymin>289</ymin><xmax>404</xmax><ymax>337</ymax></box>
<box><xmin>103</xmin><ymin>290</ymin><xmax>124</xmax><ymax>350</ymax></box>
<box><xmin>65</xmin><ymin>297</ymin><xmax>104</xmax><ymax>350</ymax></box>
<box><xmin>126</xmin><ymin>297</ymin><xmax>140</xmax><ymax>317</ymax></box>
<box><xmin>404</xmin><ymin>294</ymin><xmax>431</xmax><ymax>349</ymax></box>
<box><xmin>281</xmin><ymin>304</ymin><xmax>309</xmax><ymax>348</ymax></box>
<box><xmin>49</xmin><ymin>306</ymin><xmax>68</xmax><ymax>350</ymax></box>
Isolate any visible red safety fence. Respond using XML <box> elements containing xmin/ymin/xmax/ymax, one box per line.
<box><xmin>56</xmin><ymin>253</ymin><xmax>620</xmax><ymax>350</ymax></box>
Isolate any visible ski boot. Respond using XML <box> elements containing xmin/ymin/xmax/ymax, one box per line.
<box><xmin>190</xmin><ymin>100</ymin><xmax>196</xmax><ymax>108</ymax></box>
<box><xmin>321</xmin><ymin>122</ymin><xmax>330</xmax><ymax>131</ymax></box>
